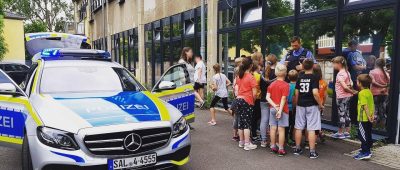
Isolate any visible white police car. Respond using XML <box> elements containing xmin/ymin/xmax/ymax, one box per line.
<box><xmin>0</xmin><ymin>48</ymin><xmax>195</xmax><ymax>170</ymax></box>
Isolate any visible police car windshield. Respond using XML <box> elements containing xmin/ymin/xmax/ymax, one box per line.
<box><xmin>40</xmin><ymin>66</ymin><xmax>141</xmax><ymax>93</ymax></box>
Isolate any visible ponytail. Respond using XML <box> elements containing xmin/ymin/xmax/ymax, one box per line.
<box><xmin>375</xmin><ymin>58</ymin><xmax>389</xmax><ymax>82</ymax></box>
<box><xmin>239</xmin><ymin>57</ymin><xmax>253</xmax><ymax>79</ymax></box>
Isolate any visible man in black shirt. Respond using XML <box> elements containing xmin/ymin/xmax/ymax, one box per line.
<box><xmin>293</xmin><ymin>59</ymin><xmax>324</xmax><ymax>159</ymax></box>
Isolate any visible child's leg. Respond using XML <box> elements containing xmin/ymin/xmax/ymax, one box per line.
<box><xmin>260</xmin><ymin>103</ymin><xmax>270</xmax><ymax>142</ymax></box>
<box><xmin>344</xmin><ymin>97</ymin><xmax>352</xmax><ymax>133</ymax></box>
<box><xmin>270</xmin><ymin>126</ymin><xmax>277</xmax><ymax>148</ymax></box>
<box><xmin>294</xmin><ymin>106</ymin><xmax>306</xmax><ymax>148</ymax></box>
<box><xmin>358</xmin><ymin>122</ymin><xmax>373</xmax><ymax>153</ymax></box>
<box><xmin>239</xmin><ymin>129</ymin><xmax>244</xmax><ymax>142</ymax></box>
<box><xmin>209</xmin><ymin>96</ymin><xmax>221</xmax><ymax>122</ymax></box>
<box><xmin>278</xmin><ymin>127</ymin><xmax>285</xmax><ymax>149</ymax></box>
<box><xmin>308</xmin><ymin>130</ymin><xmax>316</xmax><ymax>151</ymax></box>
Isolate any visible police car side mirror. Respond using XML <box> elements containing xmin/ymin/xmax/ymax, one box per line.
<box><xmin>0</xmin><ymin>83</ymin><xmax>23</xmax><ymax>97</ymax></box>
<box><xmin>157</xmin><ymin>81</ymin><xmax>176</xmax><ymax>91</ymax></box>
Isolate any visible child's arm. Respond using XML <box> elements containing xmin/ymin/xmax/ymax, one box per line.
<box><xmin>294</xmin><ymin>89</ymin><xmax>298</xmax><ymax>107</ymax></box>
<box><xmin>276</xmin><ymin>96</ymin><xmax>287</xmax><ymax>119</ymax></box>
<box><xmin>226</xmin><ymin>78</ymin><xmax>232</xmax><ymax>87</ymax></box>
<box><xmin>339</xmin><ymin>80</ymin><xmax>355</xmax><ymax>93</ymax></box>
<box><xmin>370</xmin><ymin>74</ymin><xmax>388</xmax><ymax>88</ymax></box>
<box><xmin>266</xmin><ymin>93</ymin><xmax>279</xmax><ymax>111</ymax></box>
<box><xmin>313</xmin><ymin>88</ymin><xmax>324</xmax><ymax>110</ymax></box>
<box><xmin>363</xmin><ymin>104</ymin><xmax>374</xmax><ymax>123</ymax></box>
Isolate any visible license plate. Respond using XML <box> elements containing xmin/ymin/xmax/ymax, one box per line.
<box><xmin>108</xmin><ymin>153</ymin><xmax>157</xmax><ymax>170</ymax></box>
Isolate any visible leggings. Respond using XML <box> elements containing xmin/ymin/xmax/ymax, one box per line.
<box><xmin>373</xmin><ymin>95</ymin><xmax>388</xmax><ymax>121</ymax></box>
<box><xmin>337</xmin><ymin>97</ymin><xmax>352</xmax><ymax>129</ymax></box>
<box><xmin>251</xmin><ymin>99</ymin><xmax>261</xmax><ymax>138</ymax></box>
<box><xmin>260</xmin><ymin>102</ymin><xmax>270</xmax><ymax>141</ymax></box>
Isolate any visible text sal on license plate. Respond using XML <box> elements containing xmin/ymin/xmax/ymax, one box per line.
<box><xmin>109</xmin><ymin>153</ymin><xmax>156</xmax><ymax>170</ymax></box>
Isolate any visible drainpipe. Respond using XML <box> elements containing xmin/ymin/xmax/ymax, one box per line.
<box><xmin>200</xmin><ymin>0</ymin><xmax>205</xmax><ymax>58</ymax></box>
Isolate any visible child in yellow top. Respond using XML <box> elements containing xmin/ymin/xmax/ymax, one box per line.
<box><xmin>354</xmin><ymin>74</ymin><xmax>374</xmax><ymax>160</ymax></box>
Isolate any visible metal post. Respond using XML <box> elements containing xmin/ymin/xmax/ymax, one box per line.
<box><xmin>390</xmin><ymin>0</ymin><xmax>400</xmax><ymax>144</ymax></box>
<box><xmin>200</xmin><ymin>0</ymin><xmax>206</xmax><ymax>58</ymax></box>
<box><xmin>102</xmin><ymin>0</ymin><xmax>106</xmax><ymax>50</ymax></box>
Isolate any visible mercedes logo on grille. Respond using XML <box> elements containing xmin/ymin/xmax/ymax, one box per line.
<box><xmin>123</xmin><ymin>133</ymin><xmax>142</xmax><ymax>152</ymax></box>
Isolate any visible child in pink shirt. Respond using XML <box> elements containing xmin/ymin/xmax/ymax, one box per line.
<box><xmin>332</xmin><ymin>56</ymin><xmax>358</xmax><ymax>139</ymax></box>
<box><xmin>369</xmin><ymin>58</ymin><xmax>390</xmax><ymax>125</ymax></box>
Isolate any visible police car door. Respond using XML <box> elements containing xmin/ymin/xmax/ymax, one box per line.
<box><xmin>0</xmin><ymin>69</ymin><xmax>32</xmax><ymax>148</ymax></box>
<box><xmin>152</xmin><ymin>64</ymin><xmax>195</xmax><ymax>123</ymax></box>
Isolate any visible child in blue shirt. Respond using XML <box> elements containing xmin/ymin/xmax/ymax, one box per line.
<box><xmin>286</xmin><ymin>70</ymin><xmax>298</xmax><ymax>146</ymax></box>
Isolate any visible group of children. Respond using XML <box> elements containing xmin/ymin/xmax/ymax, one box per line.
<box><xmin>207</xmin><ymin>53</ymin><xmax>380</xmax><ymax>160</ymax></box>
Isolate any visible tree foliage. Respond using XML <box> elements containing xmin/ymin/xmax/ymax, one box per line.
<box><xmin>0</xmin><ymin>0</ymin><xmax>8</xmax><ymax>61</ymax></box>
<box><xmin>4</xmin><ymin>0</ymin><xmax>73</xmax><ymax>32</ymax></box>
<box><xmin>24</xmin><ymin>20</ymin><xmax>47</xmax><ymax>33</ymax></box>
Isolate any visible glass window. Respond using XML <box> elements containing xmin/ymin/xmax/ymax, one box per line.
<box><xmin>265</xmin><ymin>24</ymin><xmax>293</xmax><ymax>60</ymax></box>
<box><xmin>154</xmin><ymin>41</ymin><xmax>162</xmax><ymax>83</ymax></box>
<box><xmin>40</xmin><ymin>67</ymin><xmax>141</xmax><ymax>93</ymax></box>
<box><xmin>300</xmin><ymin>17</ymin><xmax>336</xmax><ymax>121</ymax></box>
<box><xmin>172</xmin><ymin>40</ymin><xmax>182</xmax><ymax>65</ymax></box>
<box><xmin>145</xmin><ymin>45</ymin><xmax>152</xmax><ymax>88</ymax></box>
<box><xmin>218</xmin><ymin>32</ymin><xmax>236</xmax><ymax>82</ymax></box>
<box><xmin>242</xmin><ymin>6</ymin><xmax>262</xmax><ymax>23</ymax></box>
<box><xmin>163</xmin><ymin>19</ymin><xmax>171</xmax><ymax>39</ymax></box>
<box><xmin>300</xmin><ymin>0</ymin><xmax>336</xmax><ymax>13</ymax></box>
<box><xmin>240</xmin><ymin>28</ymin><xmax>261</xmax><ymax>57</ymax></box>
<box><xmin>172</xmin><ymin>15</ymin><xmax>182</xmax><ymax>38</ymax></box>
<box><xmin>343</xmin><ymin>8</ymin><xmax>394</xmax><ymax>131</ymax></box>
<box><xmin>345</xmin><ymin>0</ymin><xmax>381</xmax><ymax>6</ymax></box>
<box><xmin>159</xmin><ymin>65</ymin><xmax>190</xmax><ymax>87</ymax></box>
<box><xmin>163</xmin><ymin>42</ymin><xmax>171</xmax><ymax>71</ymax></box>
<box><xmin>266</xmin><ymin>0</ymin><xmax>294</xmax><ymax>19</ymax></box>
<box><xmin>219</xmin><ymin>7</ymin><xmax>237</xmax><ymax>29</ymax></box>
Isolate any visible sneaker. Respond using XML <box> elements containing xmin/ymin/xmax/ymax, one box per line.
<box><xmin>309</xmin><ymin>152</ymin><xmax>319</xmax><ymax>159</ymax></box>
<box><xmin>270</xmin><ymin>146</ymin><xmax>279</xmax><ymax>153</ymax></box>
<box><xmin>278</xmin><ymin>149</ymin><xmax>287</xmax><ymax>156</ymax></box>
<box><xmin>287</xmin><ymin>139</ymin><xmax>295</xmax><ymax>148</ymax></box>
<box><xmin>344</xmin><ymin>132</ymin><xmax>351</xmax><ymax>138</ymax></box>
<box><xmin>238</xmin><ymin>141</ymin><xmax>244</xmax><ymax>148</ymax></box>
<box><xmin>232</xmin><ymin>136</ymin><xmax>240</xmax><ymax>142</ymax></box>
<box><xmin>293</xmin><ymin>148</ymin><xmax>303</xmax><ymax>155</ymax></box>
<box><xmin>244</xmin><ymin>143</ymin><xmax>257</xmax><ymax>151</ymax></box>
<box><xmin>354</xmin><ymin>152</ymin><xmax>371</xmax><ymax>160</ymax></box>
<box><xmin>260</xmin><ymin>141</ymin><xmax>268</xmax><ymax>148</ymax></box>
<box><xmin>331</xmin><ymin>132</ymin><xmax>346</xmax><ymax>139</ymax></box>
<box><xmin>251</xmin><ymin>136</ymin><xmax>261</xmax><ymax>142</ymax></box>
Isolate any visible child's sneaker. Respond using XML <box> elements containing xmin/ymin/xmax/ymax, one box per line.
<box><xmin>232</xmin><ymin>136</ymin><xmax>239</xmax><ymax>141</ymax></box>
<box><xmin>270</xmin><ymin>146</ymin><xmax>279</xmax><ymax>153</ymax></box>
<box><xmin>309</xmin><ymin>152</ymin><xmax>319</xmax><ymax>159</ymax></box>
<box><xmin>331</xmin><ymin>132</ymin><xmax>346</xmax><ymax>139</ymax></box>
<box><xmin>287</xmin><ymin>139</ymin><xmax>295</xmax><ymax>148</ymax></box>
<box><xmin>344</xmin><ymin>132</ymin><xmax>351</xmax><ymax>139</ymax></box>
<box><xmin>238</xmin><ymin>141</ymin><xmax>244</xmax><ymax>148</ymax></box>
<box><xmin>244</xmin><ymin>143</ymin><xmax>257</xmax><ymax>151</ymax></box>
<box><xmin>260</xmin><ymin>141</ymin><xmax>268</xmax><ymax>148</ymax></box>
<box><xmin>353</xmin><ymin>151</ymin><xmax>371</xmax><ymax>160</ymax></box>
<box><xmin>278</xmin><ymin>149</ymin><xmax>287</xmax><ymax>156</ymax></box>
<box><xmin>293</xmin><ymin>148</ymin><xmax>303</xmax><ymax>155</ymax></box>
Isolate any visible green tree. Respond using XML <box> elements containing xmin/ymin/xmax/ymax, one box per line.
<box><xmin>0</xmin><ymin>0</ymin><xmax>8</xmax><ymax>61</ymax></box>
<box><xmin>24</xmin><ymin>21</ymin><xmax>47</xmax><ymax>33</ymax></box>
<box><xmin>5</xmin><ymin>0</ymin><xmax>73</xmax><ymax>32</ymax></box>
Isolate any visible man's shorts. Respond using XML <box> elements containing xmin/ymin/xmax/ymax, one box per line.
<box><xmin>295</xmin><ymin>105</ymin><xmax>321</xmax><ymax>131</ymax></box>
<box><xmin>269</xmin><ymin>108</ymin><xmax>289</xmax><ymax>127</ymax></box>
<box><xmin>194</xmin><ymin>82</ymin><xmax>205</xmax><ymax>90</ymax></box>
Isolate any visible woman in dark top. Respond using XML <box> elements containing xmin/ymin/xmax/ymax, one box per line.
<box><xmin>259</xmin><ymin>54</ymin><xmax>278</xmax><ymax>147</ymax></box>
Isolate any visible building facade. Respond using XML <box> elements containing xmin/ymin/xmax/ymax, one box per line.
<box><xmin>74</xmin><ymin>0</ymin><xmax>400</xmax><ymax>143</ymax></box>
<box><xmin>3</xmin><ymin>12</ymin><xmax>25</xmax><ymax>63</ymax></box>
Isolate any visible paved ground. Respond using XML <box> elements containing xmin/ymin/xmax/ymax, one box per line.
<box><xmin>346</xmin><ymin>144</ymin><xmax>400</xmax><ymax>169</ymax></box>
<box><xmin>181</xmin><ymin>109</ymin><xmax>393</xmax><ymax>170</ymax></box>
<box><xmin>0</xmin><ymin>109</ymin><xmax>393</xmax><ymax>170</ymax></box>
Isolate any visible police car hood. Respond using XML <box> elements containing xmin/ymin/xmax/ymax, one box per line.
<box><xmin>32</xmin><ymin>91</ymin><xmax>171</xmax><ymax>133</ymax></box>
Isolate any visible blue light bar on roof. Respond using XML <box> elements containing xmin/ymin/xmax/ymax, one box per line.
<box><xmin>41</xmin><ymin>48</ymin><xmax>61</xmax><ymax>57</ymax></box>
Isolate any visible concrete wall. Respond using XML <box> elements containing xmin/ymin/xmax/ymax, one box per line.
<box><xmin>3</xmin><ymin>18</ymin><xmax>25</xmax><ymax>63</ymax></box>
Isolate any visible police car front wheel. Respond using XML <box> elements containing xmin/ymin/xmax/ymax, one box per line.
<box><xmin>22</xmin><ymin>136</ymin><xmax>33</xmax><ymax>170</ymax></box>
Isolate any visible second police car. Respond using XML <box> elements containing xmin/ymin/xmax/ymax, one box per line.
<box><xmin>0</xmin><ymin>48</ymin><xmax>195</xmax><ymax>170</ymax></box>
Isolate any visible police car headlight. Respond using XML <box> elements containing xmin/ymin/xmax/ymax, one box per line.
<box><xmin>37</xmin><ymin>126</ymin><xmax>79</xmax><ymax>150</ymax></box>
<box><xmin>172</xmin><ymin>117</ymin><xmax>188</xmax><ymax>138</ymax></box>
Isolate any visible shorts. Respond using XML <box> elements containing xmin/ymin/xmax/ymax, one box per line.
<box><xmin>194</xmin><ymin>82</ymin><xmax>205</xmax><ymax>90</ymax></box>
<box><xmin>269</xmin><ymin>108</ymin><xmax>289</xmax><ymax>127</ymax></box>
<box><xmin>234</xmin><ymin>98</ymin><xmax>253</xmax><ymax>130</ymax></box>
<box><xmin>295</xmin><ymin>105</ymin><xmax>321</xmax><ymax>131</ymax></box>
<box><xmin>210</xmin><ymin>96</ymin><xmax>229</xmax><ymax>110</ymax></box>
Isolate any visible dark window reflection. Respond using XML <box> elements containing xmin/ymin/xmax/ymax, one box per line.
<box><xmin>266</xmin><ymin>0</ymin><xmax>294</xmax><ymax>19</ymax></box>
<box><xmin>301</xmin><ymin>0</ymin><xmax>336</xmax><ymax>13</ymax></box>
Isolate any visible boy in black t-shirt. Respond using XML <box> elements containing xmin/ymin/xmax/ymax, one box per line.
<box><xmin>293</xmin><ymin>59</ymin><xmax>324</xmax><ymax>159</ymax></box>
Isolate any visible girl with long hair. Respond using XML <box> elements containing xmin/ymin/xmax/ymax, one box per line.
<box><xmin>369</xmin><ymin>58</ymin><xmax>390</xmax><ymax>127</ymax></box>
<box><xmin>232</xmin><ymin>57</ymin><xmax>258</xmax><ymax>150</ymax></box>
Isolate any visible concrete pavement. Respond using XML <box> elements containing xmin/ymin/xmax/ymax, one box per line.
<box><xmin>0</xmin><ymin>109</ymin><xmax>393</xmax><ymax>170</ymax></box>
<box><xmin>181</xmin><ymin>109</ymin><xmax>393</xmax><ymax>170</ymax></box>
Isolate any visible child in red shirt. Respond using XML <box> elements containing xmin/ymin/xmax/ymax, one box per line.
<box><xmin>266</xmin><ymin>64</ymin><xmax>290</xmax><ymax>156</ymax></box>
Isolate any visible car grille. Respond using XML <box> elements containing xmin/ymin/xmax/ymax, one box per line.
<box><xmin>83</xmin><ymin>127</ymin><xmax>171</xmax><ymax>156</ymax></box>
